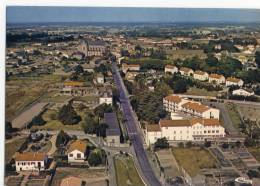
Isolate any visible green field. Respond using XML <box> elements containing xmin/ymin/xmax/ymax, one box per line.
<box><xmin>114</xmin><ymin>155</ymin><xmax>145</xmax><ymax>186</ymax></box>
<box><xmin>172</xmin><ymin>147</ymin><xmax>217</xmax><ymax>176</ymax></box>
<box><xmin>5</xmin><ymin>137</ymin><xmax>27</xmax><ymax>163</ymax></box>
<box><xmin>225</xmin><ymin>103</ymin><xmax>242</xmax><ymax>130</ymax></box>
<box><xmin>186</xmin><ymin>87</ymin><xmax>219</xmax><ymax>97</ymax></box>
<box><xmin>167</xmin><ymin>49</ymin><xmax>206</xmax><ymax>60</ymax></box>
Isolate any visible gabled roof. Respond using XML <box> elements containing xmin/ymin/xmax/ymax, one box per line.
<box><xmin>209</xmin><ymin>73</ymin><xmax>224</xmax><ymax>79</ymax></box>
<box><xmin>159</xmin><ymin>118</ymin><xmax>220</xmax><ymax>127</ymax></box>
<box><xmin>164</xmin><ymin>95</ymin><xmax>182</xmax><ymax>103</ymax></box>
<box><xmin>64</xmin><ymin>81</ymin><xmax>84</xmax><ymax>87</ymax></box>
<box><xmin>68</xmin><ymin>140</ymin><xmax>87</xmax><ymax>153</ymax></box>
<box><xmin>194</xmin><ymin>70</ymin><xmax>208</xmax><ymax>76</ymax></box>
<box><xmin>226</xmin><ymin>77</ymin><xmax>242</xmax><ymax>83</ymax></box>
<box><xmin>181</xmin><ymin>101</ymin><xmax>210</xmax><ymax>113</ymax></box>
<box><xmin>122</xmin><ymin>63</ymin><xmax>140</xmax><ymax>68</ymax></box>
<box><xmin>15</xmin><ymin>152</ymin><xmax>46</xmax><ymax>162</ymax></box>
<box><xmin>180</xmin><ymin>67</ymin><xmax>193</xmax><ymax>73</ymax></box>
<box><xmin>146</xmin><ymin>124</ymin><xmax>161</xmax><ymax>132</ymax></box>
<box><xmin>165</xmin><ymin>65</ymin><xmax>177</xmax><ymax>69</ymax></box>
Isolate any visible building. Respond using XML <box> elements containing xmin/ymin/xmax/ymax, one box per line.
<box><xmin>60</xmin><ymin>176</ymin><xmax>83</xmax><ymax>186</ymax></box>
<box><xmin>96</xmin><ymin>73</ymin><xmax>105</xmax><ymax>84</ymax></box>
<box><xmin>193</xmin><ymin>70</ymin><xmax>209</xmax><ymax>81</ymax></box>
<box><xmin>145</xmin><ymin>118</ymin><xmax>225</xmax><ymax>144</ymax></box>
<box><xmin>179</xmin><ymin>67</ymin><xmax>194</xmax><ymax>77</ymax></box>
<box><xmin>15</xmin><ymin>152</ymin><xmax>48</xmax><ymax>172</ymax></box>
<box><xmin>226</xmin><ymin>77</ymin><xmax>244</xmax><ymax>87</ymax></box>
<box><xmin>99</xmin><ymin>92</ymin><xmax>113</xmax><ymax>105</ymax></box>
<box><xmin>68</xmin><ymin>140</ymin><xmax>87</xmax><ymax>163</ymax></box>
<box><xmin>163</xmin><ymin>95</ymin><xmax>220</xmax><ymax>119</ymax></box>
<box><xmin>125</xmin><ymin>71</ymin><xmax>139</xmax><ymax>82</ymax></box>
<box><xmin>104</xmin><ymin>112</ymin><xmax>121</xmax><ymax>147</ymax></box>
<box><xmin>232</xmin><ymin>89</ymin><xmax>254</xmax><ymax>97</ymax></box>
<box><xmin>121</xmin><ymin>63</ymin><xmax>140</xmax><ymax>73</ymax></box>
<box><xmin>61</xmin><ymin>81</ymin><xmax>98</xmax><ymax>97</ymax></box>
<box><xmin>208</xmin><ymin>74</ymin><xmax>226</xmax><ymax>84</ymax></box>
<box><xmin>78</xmin><ymin>40</ymin><xmax>107</xmax><ymax>57</ymax></box>
<box><xmin>164</xmin><ymin>65</ymin><xmax>178</xmax><ymax>74</ymax></box>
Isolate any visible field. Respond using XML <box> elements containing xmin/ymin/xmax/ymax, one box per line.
<box><xmin>114</xmin><ymin>154</ymin><xmax>145</xmax><ymax>186</ymax></box>
<box><xmin>172</xmin><ymin>147</ymin><xmax>217</xmax><ymax>177</ymax></box>
<box><xmin>247</xmin><ymin>147</ymin><xmax>260</xmax><ymax>162</ymax></box>
<box><xmin>5</xmin><ymin>137</ymin><xmax>27</xmax><ymax>163</ymax></box>
<box><xmin>186</xmin><ymin>87</ymin><xmax>219</xmax><ymax>97</ymax></box>
<box><xmin>236</xmin><ymin>104</ymin><xmax>260</xmax><ymax>121</ymax></box>
<box><xmin>6</xmin><ymin>74</ymin><xmax>64</xmax><ymax>120</ymax></box>
<box><xmin>225</xmin><ymin>103</ymin><xmax>242</xmax><ymax>130</ymax></box>
<box><xmin>51</xmin><ymin>167</ymin><xmax>107</xmax><ymax>186</ymax></box>
<box><xmin>167</xmin><ymin>49</ymin><xmax>206</xmax><ymax>59</ymax></box>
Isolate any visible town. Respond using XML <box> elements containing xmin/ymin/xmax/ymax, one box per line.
<box><xmin>5</xmin><ymin>9</ymin><xmax>260</xmax><ymax>186</ymax></box>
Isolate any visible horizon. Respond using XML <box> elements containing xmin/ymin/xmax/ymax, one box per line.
<box><xmin>6</xmin><ymin>7</ymin><xmax>260</xmax><ymax>24</ymax></box>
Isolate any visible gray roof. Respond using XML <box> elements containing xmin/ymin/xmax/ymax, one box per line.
<box><xmin>104</xmin><ymin>112</ymin><xmax>121</xmax><ymax>136</ymax></box>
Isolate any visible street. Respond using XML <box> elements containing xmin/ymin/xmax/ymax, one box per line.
<box><xmin>112</xmin><ymin>62</ymin><xmax>162</xmax><ymax>186</ymax></box>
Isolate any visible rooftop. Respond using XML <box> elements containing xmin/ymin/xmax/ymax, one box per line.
<box><xmin>15</xmin><ymin>152</ymin><xmax>46</xmax><ymax>162</ymax></box>
<box><xmin>104</xmin><ymin>112</ymin><xmax>121</xmax><ymax>136</ymax></box>
<box><xmin>68</xmin><ymin>140</ymin><xmax>87</xmax><ymax>153</ymax></box>
<box><xmin>164</xmin><ymin>95</ymin><xmax>182</xmax><ymax>104</ymax></box>
<box><xmin>146</xmin><ymin>124</ymin><xmax>161</xmax><ymax>132</ymax></box>
<box><xmin>159</xmin><ymin>118</ymin><xmax>220</xmax><ymax>127</ymax></box>
<box><xmin>194</xmin><ymin>70</ymin><xmax>208</xmax><ymax>76</ymax></box>
<box><xmin>209</xmin><ymin>73</ymin><xmax>224</xmax><ymax>79</ymax></box>
<box><xmin>226</xmin><ymin>77</ymin><xmax>242</xmax><ymax>83</ymax></box>
<box><xmin>180</xmin><ymin>67</ymin><xmax>192</xmax><ymax>72</ymax></box>
<box><xmin>181</xmin><ymin>101</ymin><xmax>210</xmax><ymax>113</ymax></box>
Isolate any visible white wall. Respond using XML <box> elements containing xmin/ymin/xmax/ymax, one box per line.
<box><xmin>68</xmin><ymin>149</ymin><xmax>85</xmax><ymax>163</ymax></box>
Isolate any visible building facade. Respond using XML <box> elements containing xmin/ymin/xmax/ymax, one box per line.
<box><xmin>68</xmin><ymin>140</ymin><xmax>87</xmax><ymax>163</ymax></box>
<box><xmin>193</xmin><ymin>70</ymin><xmax>209</xmax><ymax>81</ymax></box>
<box><xmin>164</xmin><ymin>65</ymin><xmax>178</xmax><ymax>74</ymax></box>
<box><xmin>208</xmin><ymin>74</ymin><xmax>226</xmax><ymax>84</ymax></box>
<box><xmin>226</xmin><ymin>77</ymin><xmax>244</xmax><ymax>87</ymax></box>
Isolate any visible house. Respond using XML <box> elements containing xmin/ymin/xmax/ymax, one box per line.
<box><xmin>71</xmin><ymin>51</ymin><xmax>85</xmax><ymax>60</ymax></box>
<box><xmin>78</xmin><ymin>40</ymin><xmax>107</xmax><ymax>57</ymax></box>
<box><xmin>99</xmin><ymin>92</ymin><xmax>113</xmax><ymax>105</ymax></box>
<box><xmin>96</xmin><ymin>73</ymin><xmax>105</xmax><ymax>84</ymax></box>
<box><xmin>226</xmin><ymin>77</ymin><xmax>244</xmax><ymax>87</ymax></box>
<box><xmin>68</xmin><ymin>140</ymin><xmax>87</xmax><ymax>163</ymax></box>
<box><xmin>15</xmin><ymin>152</ymin><xmax>48</xmax><ymax>172</ymax></box>
<box><xmin>125</xmin><ymin>71</ymin><xmax>139</xmax><ymax>82</ymax></box>
<box><xmin>179</xmin><ymin>67</ymin><xmax>194</xmax><ymax>77</ymax></box>
<box><xmin>104</xmin><ymin>112</ymin><xmax>121</xmax><ymax>147</ymax></box>
<box><xmin>163</xmin><ymin>95</ymin><xmax>220</xmax><ymax>119</ymax></box>
<box><xmin>232</xmin><ymin>89</ymin><xmax>254</xmax><ymax>97</ymax></box>
<box><xmin>164</xmin><ymin>65</ymin><xmax>178</xmax><ymax>74</ymax></box>
<box><xmin>193</xmin><ymin>70</ymin><xmax>209</xmax><ymax>81</ymax></box>
<box><xmin>145</xmin><ymin>118</ymin><xmax>225</xmax><ymax>145</ymax></box>
<box><xmin>61</xmin><ymin>81</ymin><xmax>99</xmax><ymax>97</ymax></box>
<box><xmin>60</xmin><ymin>176</ymin><xmax>83</xmax><ymax>186</ymax></box>
<box><xmin>121</xmin><ymin>63</ymin><xmax>140</xmax><ymax>73</ymax></box>
<box><xmin>208</xmin><ymin>74</ymin><xmax>226</xmax><ymax>84</ymax></box>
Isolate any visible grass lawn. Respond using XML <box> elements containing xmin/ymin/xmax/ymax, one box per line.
<box><xmin>114</xmin><ymin>155</ymin><xmax>145</xmax><ymax>186</ymax></box>
<box><xmin>236</xmin><ymin>104</ymin><xmax>260</xmax><ymax>121</ymax></box>
<box><xmin>247</xmin><ymin>147</ymin><xmax>260</xmax><ymax>162</ymax></box>
<box><xmin>5</xmin><ymin>137</ymin><xmax>27</xmax><ymax>163</ymax></box>
<box><xmin>172</xmin><ymin>147</ymin><xmax>217</xmax><ymax>177</ymax></box>
<box><xmin>225</xmin><ymin>103</ymin><xmax>242</xmax><ymax>130</ymax></box>
<box><xmin>186</xmin><ymin>87</ymin><xmax>219</xmax><ymax>97</ymax></box>
<box><xmin>167</xmin><ymin>49</ymin><xmax>206</xmax><ymax>59</ymax></box>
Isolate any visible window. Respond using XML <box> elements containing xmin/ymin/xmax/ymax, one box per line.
<box><xmin>69</xmin><ymin>154</ymin><xmax>73</xmax><ymax>157</ymax></box>
<box><xmin>216</xmin><ymin>130</ymin><xmax>219</xmax><ymax>133</ymax></box>
<box><xmin>204</xmin><ymin>131</ymin><xmax>207</xmax><ymax>134</ymax></box>
<box><xmin>212</xmin><ymin>130</ymin><xmax>215</xmax><ymax>133</ymax></box>
<box><xmin>77</xmin><ymin>153</ymin><xmax>81</xmax><ymax>158</ymax></box>
<box><xmin>208</xmin><ymin>130</ymin><xmax>211</xmax><ymax>133</ymax></box>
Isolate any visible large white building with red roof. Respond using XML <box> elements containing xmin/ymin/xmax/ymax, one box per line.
<box><xmin>145</xmin><ymin>118</ymin><xmax>225</xmax><ymax>144</ymax></box>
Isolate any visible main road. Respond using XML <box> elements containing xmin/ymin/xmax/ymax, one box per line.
<box><xmin>111</xmin><ymin>62</ymin><xmax>162</xmax><ymax>186</ymax></box>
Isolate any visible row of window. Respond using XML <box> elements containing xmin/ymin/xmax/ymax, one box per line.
<box><xmin>17</xmin><ymin>161</ymin><xmax>41</xmax><ymax>166</ymax></box>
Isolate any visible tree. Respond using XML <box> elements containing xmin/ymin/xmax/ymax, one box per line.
<box><xmin>204</xmin><ymin>140</ymin><xmax>211</xmax><ymax>148</ymax></box>
<box><xmin>154</xmin><ymin>137</ymin><xmax>169</xmax><ymax>150</ymax></box>
<box><xmin>56</xmin><ymin>130</ymin><xmax>70</xmax><ymax>148</ymax></box>
<box><xmin>173</xmin><ymin>79</ymin><xmax>188</xmax><ymax>93</ymax></box>
<box><xmin>75</xmin><ymin>65</ymin><xmax>84</xmax><ymax>74</ymax></box>
<box><xmin>222</xmin><ymin>143</ymin><xmax>229</xmax><ymax>149</ymax></box>
<box><xmin>58</xmin><ymin>103</ymin><xmax>81</xmax><ymax>125</ymax></box>
<box><xmin>255</xmin><ymin>51</ymin><xmax>260</xmax><ymax>68</ymax></box>
<box><xmin>96</xmin><ymin>123</ymin><xmax>108</xmax><ymax>137</ymax></box>
<box><xmin>31</xmin><ymin>115</ymin><xmax>46</xmax><ymax>126</ymax></box>
<box><xmin>94</xmin><ymin>104</ymin><xmax>113</xmax><ymax>118</ymax></box>
<box><xmin>81</xmin><ymin>113</ymin><xmax>97</xmax><ymax>134</ymax></box>
<box><xmin>247</xmin><ymin>169</ymin><xmax>260</xmax><ymax>178</ymax></box>
<box><xmin>88</xmin><ymin>150</ymin><xmax>102</xmax><ymax>166</ymax></box>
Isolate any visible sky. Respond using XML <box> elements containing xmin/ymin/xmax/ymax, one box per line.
<box><xmin>6</xmin><ymin>7</ymin><xmax>260</xmax><ymax>23</ymax></box>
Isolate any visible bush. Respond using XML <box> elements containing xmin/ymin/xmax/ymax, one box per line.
<box><xmin>222</xmin><ymin>143</ymin><xmax>229</xmax><ymax>149</ymax></box>
<box><xmin>154</xmin><ymin>137</ymin><xmax>169</xmax><ymax>150</ymax></box>
<box><xmin>31</xmin><ymin>115</ymin><xmax>46</xmax><ymax>126</ymax></box>
<box><xmin>204</xmin><ymin>140</ymin><xmax>211</xmax><ymax>148</ymax></box>
<box><xmin>56</xmin><ymin>130</ymin><xmax>70</xmax><ymax>148</ymax></box>
<box><xmin>88</xmin><ymin>150</ymin><xmax>102</xmax><ymax>166</ymax></box>
<box><xmin>247</xmin><ymin>169</ymin><xmax>260</xmax><ymax>178</ymax></box>
<box><xmin>178</xmin><ymin>142</ymin><xmax>184</xmax><ymax>148</ymax></box>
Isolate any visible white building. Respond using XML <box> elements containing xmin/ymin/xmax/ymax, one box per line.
<box><xmin>96</xmin><ymin>73</ymin><xmax>105</xmax><ymax>84</ymax></box>
<box><xmin>122</xmin><ymin>63</ymin><xmax>140</xmax><ymax>73</ymax></box>
<box><xmin>145</xmin><ymin>118</ymin><xmax>225</xmax><ymax>145</ymax></box>
<box><xmin>165</xmin><ymin>65</ymin><xmax>178</xmax><ymax>74</ymax></box>
<box><xmin>68</xmin><ymin>140</ymin><xmax>87</xmax><ymax>163</ymax></box>
<box><xmin>232</xmin><ymin>89</ymin><xmax>254</xmax><ymax>97</ymax></box>
<box><xmin>193</xmin><ymin>70</ymin><xmax>209</xmax><ymax>81</ymax></box>
<box><xmin>226</xmin><ymin>77</ymin><xmax>244</xmax><ymax>87</ymax></box>
<box><xmin>99</xmin><ymin>92</ymin><xmax>113</xmax><ymax>105</ymax></box>
<box><xmin>179</xmin><ymin>67</ymin><xmax>194</xmax><ymax>77</ymax></box>
<box><xmin>15</xmin><ymin>152</ymin><xmax>47</xmax><ymax>172</ymax></box>
<box><xmin>163</xmin><ymin>95</ymin><xmax>220</xmax><ymax>120</ymax></box>
<box><xmin>209</xmin><ymin>74</ymin><xmax>226</xmax><ymax>84</ymax></box>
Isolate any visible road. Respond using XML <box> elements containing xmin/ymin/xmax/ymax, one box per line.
<box><xmin>112</xmin><ymin>62</ymin><xmax>162</xmax><ymax>186</ymax></box>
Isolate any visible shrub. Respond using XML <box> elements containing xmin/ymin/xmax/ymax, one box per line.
<box><xmin>204</xmin><ymin>140</ymin><xmax>211</xmax><ymax>148</ymax></box>
<box><xmin>88</xmin><ymin>150</ymin><xmax>102</xmax><ymax>166</ymax></box>
<box><xmin>58</xmin><ymin>103</ymin><xmax>81</xmax><ymax>125</ymax></box>
<box><xmin>154</xmin><ymin>137</ymin><xmax>169</xmax><ymax>150</ymax></box>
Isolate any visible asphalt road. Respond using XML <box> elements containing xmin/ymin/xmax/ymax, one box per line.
<box><xmin>112</xmin><ymin>62</ymin><xmax>162</xmax><ymax>186</ymax></box>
